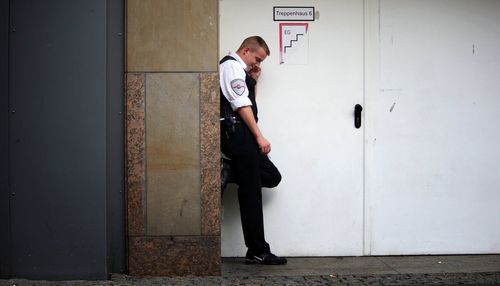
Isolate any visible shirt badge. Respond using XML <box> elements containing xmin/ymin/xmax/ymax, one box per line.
<box><xmin>231</xmin><ymin>79</ymin><xmax>246</xmax><ymax>96</ymax></box>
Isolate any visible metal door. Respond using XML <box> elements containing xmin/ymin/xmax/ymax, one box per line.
<box><xmin>4</xmin><ymin>0</ymin><xmax>125</xmax><ymax>279</ymax></box>
<box><xmin>221</xmin><ymin>0</ymin><xmax>500</xmax><ymax>257</ymax></box>
<box><xmin>220</xmin><ymin>0</ymin><xmax>365</xmax><ymax>256</ymax></box>
<box><xmin>365</xmin><ymin>0</ymin><xmax>500</xmax><ymax>255</ymax></box>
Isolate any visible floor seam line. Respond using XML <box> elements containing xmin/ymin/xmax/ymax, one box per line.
<box><xmin>376</xmin><ymin>257</ymin><xmax>401</xmax><ymax>274</ymax></box>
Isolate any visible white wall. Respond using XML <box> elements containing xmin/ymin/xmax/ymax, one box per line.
<box><xmin>220</xmin><ymin>0</ymin><xmax>500</xmax><ymax>257</ymax></box>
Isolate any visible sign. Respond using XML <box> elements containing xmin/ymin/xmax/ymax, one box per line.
<box><xmin>274</xmin><ymin>6</ymin><xmax>315</xmax><ymax>21</ymax></box>
<box><xmin>279</xmin><ymin>23</ymin><xmax>309</xmax><ymax>65</ymax></box>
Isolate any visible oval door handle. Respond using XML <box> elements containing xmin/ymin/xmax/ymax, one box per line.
<box><xmin>354</xmin><ymin>104</ymin><xmax>363</xmax><ymax>128</ymax></box>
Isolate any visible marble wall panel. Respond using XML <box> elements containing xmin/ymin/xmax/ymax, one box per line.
<box><xmin>127</xmin><ymin>0</ymin><xmax>218</xmax><ymax>72</ymax></box>
<box><xmin>129</xmin><ymin>236</ymin><xmax>221</xmax><ymax>276</ymax></box>
<box><xmin>146</xmin><ymin>73</ymin><xmax>201</xmax><ymax>235</ymax></box>
<box><xmin>200</xmin><ymin>73</ymin><xmax>221</xmax><ymax>236</ymax></box>
<box><xmin>126</xmin><ymin>73</ymin><xmax>146</xmax><ymax>236</ymax></box>
<box><xmin>126</xmin><ymin>0</ymin><xmax>221</xmax><ymax>277</ymax></box>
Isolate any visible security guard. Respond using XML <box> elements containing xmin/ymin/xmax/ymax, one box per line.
<box><xmin>220</xmin><ymin>36</ymin><xmax>287</xmax><ymax>265</ymax></box>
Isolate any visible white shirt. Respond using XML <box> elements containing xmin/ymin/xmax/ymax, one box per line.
<box><xmin>220</xmin><ymin>52</ymin><xmax>252</xmax><ymax>111</ymax></box>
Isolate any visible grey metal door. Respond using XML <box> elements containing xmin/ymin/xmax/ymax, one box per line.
<box><xmin>1</xmin><ymin>0</ymin><xmax>124</xmax><ymax>279</ymax></box>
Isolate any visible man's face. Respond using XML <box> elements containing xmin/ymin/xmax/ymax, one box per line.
<box><xmin>242</xmin><ymin>47</ymin><xmax>267</xmax><ymax>71</ymax></box>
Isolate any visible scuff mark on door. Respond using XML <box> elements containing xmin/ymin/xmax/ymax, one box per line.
<box><xmin>389</xmin><ymin>102</ymin><xmax>396</xmax><ymax>112</ymax></box>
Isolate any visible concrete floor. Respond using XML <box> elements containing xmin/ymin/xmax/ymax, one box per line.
<box><xmin>1</xmin><ymin>255</ymin><xmax>500</xmax><ymax>285</ymax></box>
<box><xmin>223</xmin><ymin>254</ymin><xmax>500</xmax><ymax>277</ymax></box>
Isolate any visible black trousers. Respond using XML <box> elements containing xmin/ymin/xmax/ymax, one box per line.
<box><xmin>221</xmin><ymin>123</ymin><xmax>281</xmax><ymax>254</ymax></box>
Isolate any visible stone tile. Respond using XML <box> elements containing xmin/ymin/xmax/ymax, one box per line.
<box><xmin>147</xmin><ymin>170</ymin><xmax>200</xmax><ymax>235</ymax></box>
<box><xmin>126</xmin><ymin>73</ymin><xmax>146</xmax><ymax>236</ymax></box>
<box><xmin>128</xmin><ymin>236</ymin><xmax>221</xmax><ymax>277</ymax></box>
<box><xmin>200</xmin><ymin>73</ymin><xmax>221</xmax><ymax>236</ymax></box>
<box><xmin>379</xmin><ymin>254</ymin><xmax>500</xmax><ymax>274</ymax></box>
<box><xmin>127</xmin><ymin>0</ymin><xmax>218</xmax><ymax>72</ymax></box>
<box><xmin>222</xmin><ymin>257</ymin><xmax>397</xmax><ymax>277</ymax></box>
<box><xmin>146</xmin><ymin>73</ymin><xmax>201</xmax><ymax>235</ymax></box>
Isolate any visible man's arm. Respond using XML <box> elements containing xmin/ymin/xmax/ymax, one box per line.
<box><xmin>237</xmin><ymin>106</ymin><xmax>271</xmax><ymax>154</ymax></box>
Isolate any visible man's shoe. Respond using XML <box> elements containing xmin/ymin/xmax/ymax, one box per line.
<box><xmin>245</xmin><ymin>251</ymin><xmax>287</xmax><ymax>265</ymax></box>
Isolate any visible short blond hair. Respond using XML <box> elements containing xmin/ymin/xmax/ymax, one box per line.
<box><xmin>237</xmin><ymin>36</ymin><xmax>270</xmax><ymax>56</ymax></box>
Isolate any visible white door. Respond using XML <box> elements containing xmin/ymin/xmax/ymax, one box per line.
<box><xmin>220</xmin><ymin>0</ymin><xmax>500</xmax><ymax>257</ymax></box>
<box><xmin>220</xmin><ymin>0</ymin><xmax>365</xmax><ymax>256</ymax></box>
<box><xmin>365</xmin><ymin>0</ymin><xmax>500</xmax><ymax>255</ymax></box>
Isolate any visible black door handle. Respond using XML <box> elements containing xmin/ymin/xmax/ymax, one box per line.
<box><xmin>354</xmin><ymin>104</ymin><xmax>363</xmax><ymax>128</ymax></box>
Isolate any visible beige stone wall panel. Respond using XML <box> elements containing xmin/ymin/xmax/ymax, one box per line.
<box><xmin>146</xmin><ymin>73</ymin><xmax>201</xmax><ymax>235</ymax></box>
<box><xmin>127</xmin><ymin>0</ymin><xmax>218</xmax><ymax>72</ymax></box>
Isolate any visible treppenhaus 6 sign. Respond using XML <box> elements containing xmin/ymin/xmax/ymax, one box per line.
<box><xmin>274</xmin><ymin>6</ymin><xmax>315</xmax><ymax>21</ymax></box>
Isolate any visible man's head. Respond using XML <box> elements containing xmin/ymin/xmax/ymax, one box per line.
<box><xmin>236</xmin><ymin>36</ymin><xmax>270</xmax><ymax>71</ymax></box>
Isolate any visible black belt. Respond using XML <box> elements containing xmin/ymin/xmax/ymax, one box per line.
<box><xmin>220</xmin><ymin>116</ymin><xmax>241</xmax><ymax>124</ymax></box>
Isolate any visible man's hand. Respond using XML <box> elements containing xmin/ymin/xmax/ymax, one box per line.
<box><xmin>249</xmin><ymin>65</ymin><xmax>261</xmax><ymax>81</ymax></box>
<box><xmin>237</xmin><ymin>106</ymin><xmax>271</xmax><ymax>154</ymax></box>
<box><xmin>256</xmin><ymin>135</ymin><xmax>271</xmax><ymax>154</ymax></box>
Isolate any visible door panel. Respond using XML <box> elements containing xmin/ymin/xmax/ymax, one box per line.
<box><xmin>8</xmin><ymin>0</ymin><xmax>124</xmax><ymax>278</ymax></box>
<box><xmin>221</xmin><ymin>0</ymin><xmax>500</xmax><ymax>257</ymax></box>
<box><xmin>220</xmin><ymin>0</ymin><xmax>365</xmax><ymax>256</ymax></box>
<box><xmin>366</xmin><ymin>0</ymin><xmax>500</xmax><ymax>254</ymax></box>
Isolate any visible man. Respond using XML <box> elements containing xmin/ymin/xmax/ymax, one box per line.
<box><xmin>220</xmin><ymin>36</ymin><xmax>286</xmax><ymax>265</ymax></box>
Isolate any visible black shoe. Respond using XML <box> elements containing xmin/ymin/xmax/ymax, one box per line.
<box><xmin>245</xmin><ymin>251</ymin><xmax>287</xmax><ymax>265</ymax></box>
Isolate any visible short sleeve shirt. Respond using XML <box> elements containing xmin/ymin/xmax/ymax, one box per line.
<box><xmin>220</xmin><ymin>52</ymin><xmax>253</xmax><ymax>111</ymax></box>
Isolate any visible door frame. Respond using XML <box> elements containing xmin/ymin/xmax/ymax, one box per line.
<box><xmin>363</xmin><ymin>0</ymin><xmax>381</xmax><ymax>256</ymax></box>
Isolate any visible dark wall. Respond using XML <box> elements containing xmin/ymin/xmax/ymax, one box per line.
<box><xmin>0</xmin><ymin>0</ymin><xmax>12</xmax><ymax>277</ymax></box>
<box><xmin>2</xmin><ymin>0</ymin><xmax>124</xmax><ymax>280</ymax></box>
<box><xmin>106</xmin><ymin>0</ymin><xmax>126</xmax><ymax>274</ymax></box>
